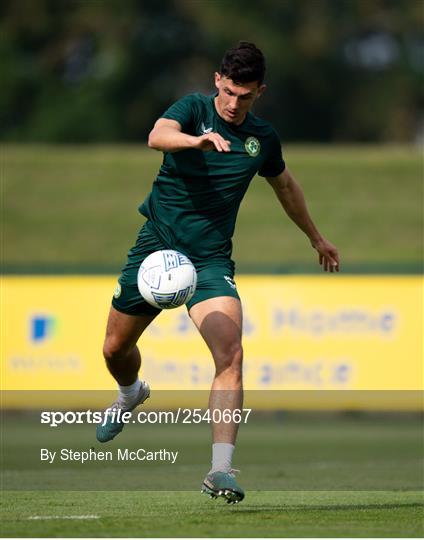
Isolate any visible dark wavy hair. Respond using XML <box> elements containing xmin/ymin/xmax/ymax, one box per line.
<box><xmin>220</xmin><ymin>41</ymin><xmax>266</xmax><ymax>85</ymax></box>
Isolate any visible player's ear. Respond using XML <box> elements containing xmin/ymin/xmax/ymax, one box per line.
<box><xmin>257</xmin><ymin>84</ymin><xmax>267</xmax><ymax>98</ymax></box>
<box><xmin>214</xmin><ymin>72</ymin><xmax>222</xmax><ymax>89</ymax></box>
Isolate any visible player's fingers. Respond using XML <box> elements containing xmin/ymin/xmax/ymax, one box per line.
<box><xmin>212</xmin><ymin>139</ymin><xmax>223</xmax><ymax>152</ymax></box>
<box><xmin>328</xmin><ymin>254</ymin><xmax>339</xmax><ymax>272</ymax></box>
<box><xmin>213</xmin><ymin>135</ymin><xmax>227</xmax><ymax>152</ymax></box>
<box><xmin>323</xmin><ymin>255</ymin><xmax>329</xmax><ymax>272</ymax></box>
<box><xmin>330</xmin><ymin>251</ymin><xmax>340</xmax><ymax>272</ymax></box>
<box><xmin>210</xmin><ymin>133</ymin><xmax>231</xmax><ymax>151</ymax></box>
<box><xmin>222</xmin><ymin>139</ymin><xmax>231</xmax><ymax>152</ymax></box>
<box><xmin>214</xmin><ymin>134</ymin><xmax>231</xmax><ymax>152</ymax></box>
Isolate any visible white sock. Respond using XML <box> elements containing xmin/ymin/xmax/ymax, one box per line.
<box><xmin>118</xmin><ymin>378</ymin><xmax>141</xmax><ymax>409</ymax></box>
<box><xmin>211</xmin><ymin>443</ymin><xmax>235</xmax><ymax>473</ymax></box>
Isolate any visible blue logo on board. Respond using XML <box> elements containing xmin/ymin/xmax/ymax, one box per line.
<box><xmin>30</xmin><ymin>315</ymin><xmax>57</xmax><ymax>343</ymax></box>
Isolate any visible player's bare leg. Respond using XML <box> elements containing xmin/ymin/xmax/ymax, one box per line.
<box><xmin>97</xmin><ymin>306</ymin><xmax>158</xmax><ymax>442</ymax></box>
<box><xmin>189</xmin><ymin>296</ymin><xmax>245</xmax><ymax>502</ymax></box>
<box><xmin>189</xmin><ymin>296</ymin><xmax>243</xmax><ymax>443</ymax></box>
<box><xmin>103</xmin><ymin>306</ymin><xmax>157</xmax><ymax>384</ymax></box>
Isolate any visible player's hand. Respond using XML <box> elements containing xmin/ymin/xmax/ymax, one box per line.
<box><xmin>194</xmin><ymin>132</ymin><xmax>231</xmax><ymax>152</ymax></box>
<box><xmin>311</xmin><ymin>237</ymin><xmax>340</xmax><ymax>272</ymax></box>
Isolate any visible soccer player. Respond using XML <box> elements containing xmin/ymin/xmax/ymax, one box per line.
<box><xmin>96</xmin><ymin>41</ymin><xmax>339</xmax><ymax>503</ymax></box>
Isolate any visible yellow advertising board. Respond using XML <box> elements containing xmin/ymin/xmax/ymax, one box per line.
<box><xmin>1</xmin><ymin>275</ymin><xmax>422</xmax><ymax>408</ymax></box>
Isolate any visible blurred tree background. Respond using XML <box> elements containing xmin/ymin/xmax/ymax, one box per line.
<box><xmin>1</xmin><ymin>0</ymin><xmax>423</xmax><ymax>143</ymax></box>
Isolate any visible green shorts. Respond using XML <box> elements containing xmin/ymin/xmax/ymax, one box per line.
<box><xmin>111</xmin><ymin>221</ymin><xmax>240</xmax><ymax>316</ymax></box>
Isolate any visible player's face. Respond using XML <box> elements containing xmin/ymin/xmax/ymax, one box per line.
<box><xmin>214</xmin><ymin>73</ymin><xmax>266</xmax><ymax>125</ymax></box>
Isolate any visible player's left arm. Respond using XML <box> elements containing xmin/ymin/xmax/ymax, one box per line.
<box><xmin>266</xmin><ymin>167</ymin><xmax>340</xmax><ymax>272</ymax></box>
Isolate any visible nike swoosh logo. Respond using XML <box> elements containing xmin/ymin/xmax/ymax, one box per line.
<box><xmin>201</xmin><ymin>122</ymin><xmax>213</xmax><ymax>134</ymax></box>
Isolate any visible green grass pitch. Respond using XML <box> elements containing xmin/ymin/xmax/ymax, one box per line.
<box><xmin>1</xmin><ymin>413</ymin><xmax>423</xmax><ymax>537</ymax></box>
<box><xmin>2</xmin><ymin>490</ymin><xmax>423</xmax><ymax>537</ymax></box>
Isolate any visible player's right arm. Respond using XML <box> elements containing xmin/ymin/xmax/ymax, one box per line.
<box><xmin>148</xmin><ymin>118</ymin><xmax>230</xmax><ymax>153</ymax></box>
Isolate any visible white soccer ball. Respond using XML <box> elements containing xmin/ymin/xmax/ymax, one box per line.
<box><xmin>137</xmin><ymin>250</ymin><xmax>197</xmax><ymax>309</ymax></box>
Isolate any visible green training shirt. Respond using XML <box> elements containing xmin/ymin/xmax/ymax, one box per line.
<box><xmin>139</xmin><ymin>92</ymin><xmax>285</xmax><ymax>262</ymax></box>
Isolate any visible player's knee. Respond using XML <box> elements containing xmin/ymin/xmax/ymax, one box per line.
<box><xmin>214</xmin><ymin>342</ymin><xmax>243</xmax><ymax>376</ymax></box>
<box><xmin>103</xmin><ymin>336</ymin><xmax>132</xmax><ymax>364</ymax></box>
